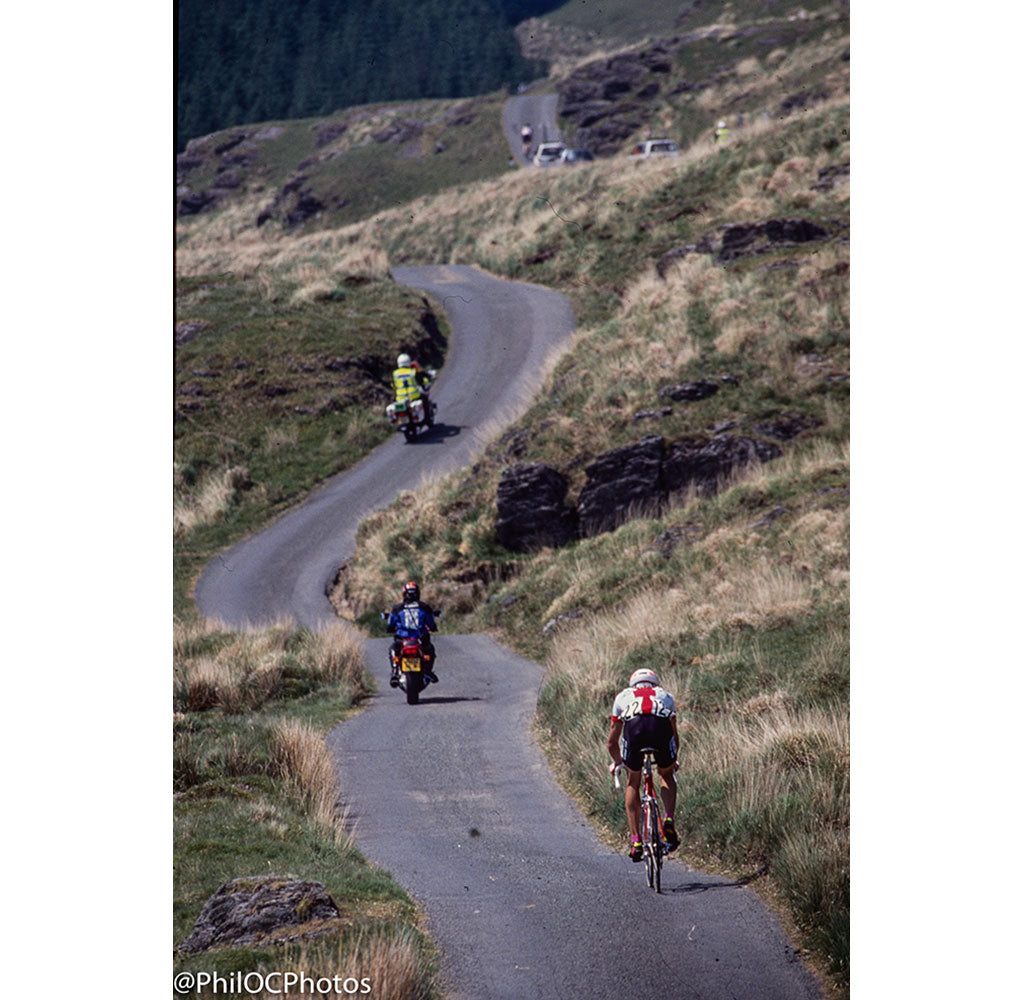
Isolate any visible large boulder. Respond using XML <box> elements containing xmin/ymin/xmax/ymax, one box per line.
<box><xmin>496</xmin><ymin>464</ymin><xmax>576</xmax><ymax>552</ymax></box>
<box><xmin>179</xmin><ymin>876</ymin><xmax>342</xmax><ymax>954</ymax></box>
<box><xmin>662</xmin><ymin>435</ymin><xmax>781</xmax><ymax>498</ymax></box>
<box><xmin>577</xmin><ymin>435</ymin><xmax>666</xmax><ymax>538</ymax></box>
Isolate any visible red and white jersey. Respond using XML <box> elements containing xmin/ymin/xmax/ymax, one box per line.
<box><xmin>611</xmin><ymin>684</ymin><xmax>675</xmax><ymax>721</ymax></box>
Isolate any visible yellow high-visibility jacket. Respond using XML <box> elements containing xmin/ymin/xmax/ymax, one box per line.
<box><xmin>392</xmin><ymin>365</ymin><xmax>427</xmax><ymax>403</ymax></box>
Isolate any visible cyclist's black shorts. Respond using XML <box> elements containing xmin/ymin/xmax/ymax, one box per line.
<box><xmin>621</xmin><ymin>715</ymin><xmax>677</xmax><ymax>771</ymax></box>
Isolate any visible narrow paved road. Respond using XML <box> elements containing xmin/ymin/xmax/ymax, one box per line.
<box><xmin>331</xmin><ymin>638</ymin><xmax>820</xmax><ymax>1000</ymax></box>
<box><xmin>194</xmin><ymin>265</ymin><xmax>820</xmax><ymax>999</ymax></box>
<box><xmin>503</xmin><ymin>93</ymin><xmax>562</xmax><ymax>165</ymax></box>
<box><xmin>194</xmin><ymin>266</ymin><xmax>574</xmax><ymax>629</ymax></box>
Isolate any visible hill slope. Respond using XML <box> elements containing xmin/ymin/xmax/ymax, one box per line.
<box><xmin>176</xmin><ymin>4</ymin><xmax>849</xmax><ymax>993</ymax></box>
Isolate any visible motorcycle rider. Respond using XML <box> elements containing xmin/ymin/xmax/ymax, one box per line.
<box><xmin>392</xmin><ymin>353</ymin><xmax>434</xmax><ymax>426</ymax></box>
<box><xmin>386</xmin><ymin>580</ymin><xmax>439</xmax><ymax>687</ymax></box>
<box><xmin>606</xmin><ymin>668</ymin><xmax>681</xmax><ymax>861</ymax></box>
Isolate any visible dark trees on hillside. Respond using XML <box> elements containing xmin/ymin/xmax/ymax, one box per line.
<box><xmin>177</xmin><ymin>0</ymin><xmax>544</xmax><ymax>149</ymax></box>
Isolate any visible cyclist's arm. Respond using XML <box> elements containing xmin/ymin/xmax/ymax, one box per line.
<box><xmin>607</xmin><ymin>717</ymin><xmax>624</xmax><ymax>766</ymax></box>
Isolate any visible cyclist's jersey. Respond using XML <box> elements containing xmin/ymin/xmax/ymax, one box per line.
<box><xmin>613</xmin><ymin>684</ymin><xmax>677</xmax><ymax>769</ymax></box>
<box><xmin>610</xmin><ymin>684</ymin><xmax>675</xmax><ymax>722</ymax></box>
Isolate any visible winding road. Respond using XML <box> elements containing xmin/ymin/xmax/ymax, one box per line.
<box><xmin>194</xmin><ymin>266</ymin><xmax>573</xmax><ymax>631</ymax></box>
<box><xmin>194</xmin><ymin>267</ymin><xmax>820</xmax><ymax>999</ymax></box>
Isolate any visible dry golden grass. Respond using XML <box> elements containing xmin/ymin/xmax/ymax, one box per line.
<box><xmin>271</xmin><ymin>718</ymin><xmax>350</xmax><ymax>844</ymax></box>
<box><xmin>173</xmin><ymin>465</ymin><xmax>250</xmax><ymax>537</ymax></box>
<box><xmin>173</xmin><ymin>620</ymin><xmax>367</xmax><ymax>714</ymax></box>
<box><xmin>177</xmin><ymin>206</ymin><xmax>391</xmax><ymax>299</ymax></box>
<box><xmin>255</xmin><ymin>926</ymin><xmax>431</xmax><ymax>1000</ymax></box>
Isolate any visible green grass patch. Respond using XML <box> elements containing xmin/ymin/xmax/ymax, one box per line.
<box><xmin>173</xmin><ymin>622</ymin><xmax>440</xmax><ymax>996</ymax></box>
<box><xmin>174</xmin><ymin>273</ymin><xmax>449</xmax><ymax>617</ymax></box>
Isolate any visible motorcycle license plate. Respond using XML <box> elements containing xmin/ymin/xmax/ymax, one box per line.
<box><xmin>401</xmin><ymin>657</ymin><xmax>421</xmax><ymax>672</ymax></box>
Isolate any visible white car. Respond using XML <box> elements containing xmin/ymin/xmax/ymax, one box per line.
<box><xmin>532</xmin><ymin>142</ymin><xmax>566</xmax><ymax>167</ymax></box>
<box><xmin>629</xmin><ymin>138</ymin><xmax>679</xmax><ymax>159</ymax></box>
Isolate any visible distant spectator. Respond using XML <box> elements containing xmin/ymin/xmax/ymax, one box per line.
<box><xmin>713</xmin><ymin>119</ymin><xmax>729</xmax><ymax>143</ymax></box>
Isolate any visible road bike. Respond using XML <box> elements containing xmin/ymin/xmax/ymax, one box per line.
<box><xmin>614</xmin><ymin>748</ymin><xmax>666</xmax><ymax>893</ymax></box>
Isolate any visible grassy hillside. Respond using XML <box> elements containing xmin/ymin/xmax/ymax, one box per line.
<box><xmin>175</xmin><ymin>8</ymin><xmax>849</xmax><ymax>995</ymax></box>
<box><xmin>174</xmin><ymin>264</ymin><xmax>450</xmax><ymax>617</ymax></box>
<box><xmin>173</xmin><ymin>620</ymin><xmax>441</xmax><ymax>997</ymax></box>
<box><xmin>176</xmin><ymin>93</ymin><xmax>516</xmax><ymax>237</ymax></box>
<box><xmin>329</xmin><ymin>35</ymin><xmax>849</xmax><ymax>992</ymax></box>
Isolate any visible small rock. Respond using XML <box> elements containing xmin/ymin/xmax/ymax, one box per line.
<box><xmin>542</xmin><ymin>608</ymin><xmax>585</xmax><ymax>634</ymax></box>
<box><xmin>658</xmin><ymin>379</ymin><xmax>719</xmax><ymax>402</ymax></box>
<box><xmin>179</xmin><ymin>876</ymin><xmax>342</xmax><ymax>954</ymax></box>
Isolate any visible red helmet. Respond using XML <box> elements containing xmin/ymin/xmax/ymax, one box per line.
<box><xmin>402</xmin><ymin>580</ymin><xmax>420</xmax><ymax>602</ymax></box>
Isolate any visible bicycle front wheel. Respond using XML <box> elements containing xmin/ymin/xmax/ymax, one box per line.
<box><xmin>642</xmin><ymin>802</ymin><xmax>655</xmax><ymax>888</ymax></box>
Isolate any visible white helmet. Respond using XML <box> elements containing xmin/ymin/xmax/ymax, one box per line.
<box><xmin>397</xmin><ymin>353</ymin><xmax>412</xmax><ymax>367</ymax></box>
<box><xmin>629</xmin><ymin>668</ymin><xmax>659</xmax><ymax>687</ymax></box>
<box><xmin>718</xmin><ymin>120</ymin><xmax>726</xmax><ymax>129</ymax></box>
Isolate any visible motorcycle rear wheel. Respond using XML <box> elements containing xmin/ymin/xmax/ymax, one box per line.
<box><xmin>404</xmin><ymin>671</ymin><xmax>423</xmax><ymax>705</ymax></box>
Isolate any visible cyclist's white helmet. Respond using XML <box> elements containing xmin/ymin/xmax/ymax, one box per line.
<box><xmin>397</xmin><ymin>353</ymin><xmax>412</xmax><ymax>367</ymax></box>
<box><xmin>629</xmin><ymin>668</ymin><xmax>659</xmax><ymax>687</ymax></box>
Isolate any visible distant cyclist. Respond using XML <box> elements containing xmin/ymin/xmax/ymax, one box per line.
<box><xmin>520</xmin><ymin>122</ymin><xmax>533</xmax><ymax>159</ymax></box>
<box><xmin>607</xmin><ymin>668</ymin><xmax>681</xmax><ymax>861</ymax></box>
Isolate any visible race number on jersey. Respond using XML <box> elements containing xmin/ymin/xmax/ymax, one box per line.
<box><xmin>612</xmin><ymin>685</ymin><xmax>675</xmax><ymax>720</ymax></box>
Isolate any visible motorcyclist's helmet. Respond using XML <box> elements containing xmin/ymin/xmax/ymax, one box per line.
<box><xmin>628</xmin><ymin>668</ymin><xmax>659</xmax><ymax>687</ymax></box>
<box><xmin>397</xmin><ymin>353</ymin><xmax>412</xmax><ymax>367</ymax></box>
<box><xmin>402</xmin><ymin>580</ymin><xmax>420</xmax><ymax>603</ymax></box>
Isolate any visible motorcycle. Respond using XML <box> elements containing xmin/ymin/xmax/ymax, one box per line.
<box><xmin>386</xmin><ymin>370</ymin><xmax>438</xmax><ymax>442</ymax></box>
<box><xmin>380</xmin><ymin>608</ymin><xmax>441</xmax><ymax>705</ymax></box>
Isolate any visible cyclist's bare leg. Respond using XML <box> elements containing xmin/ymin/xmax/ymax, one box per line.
<box><xmin>624</xmin><ymin>767</ymin><xmax>643</xmax><ymax>841</ymax></box>
<box><xmin>657</xmin><ymin>765</ymin><xmax>677</xmax><ymax>820</ymax></box>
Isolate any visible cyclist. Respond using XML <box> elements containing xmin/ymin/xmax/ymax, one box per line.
<box><xmin>607</xmin><ymin>668</ymin><xmax>681</xmax><ymax>861</ymax></box>
<box><xmin>386</xmin><ymin>580</ymin><xmax>439</xmax><ymax>687</ymax></box>
<box><xmin>520</xmin><ymin>122</ymin><xmax>533</xmax><ymax>158</ymax></box>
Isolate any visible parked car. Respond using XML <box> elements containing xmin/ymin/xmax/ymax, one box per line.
<box><xmin>532</xmin><ymin>141</ymin><xmax>566</xmax><ymax>166</ymax></box>
<box><xmin>629</xmin><ymin>138</ymin><xmax>679</xmax><ymax>159</ymax></box>
<box><xmin>559</xmin><ymin>148</ymin><xmax>594</xmax><ymax>165</ymax></box>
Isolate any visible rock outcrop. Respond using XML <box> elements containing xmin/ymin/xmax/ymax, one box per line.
<box><xmin>657</xmin><ymin>379</ymin><xmax>719</xmax><ymax>402</ymax></box>
<box><xmin>657</xmin><ymin>218</ymin><xmax>831</xmax><ymax>274</ymax></box>
<box><xmin>662</xmin><ymin>435</ymin><xmax>782</xmax><ymax>498</ymax></box>
<box><xmin>498</xmin><ymin>432</ymin><xmax>783</xmax><ymax>547</ymax></box>
<box><xmin>576</xmin><ymin>435</ymin><xmax>666</xmax><ymax>538</ymax></box>
<box><xmin>179</xmin><ymin>876</ymin><xmax>343</xmax><ymax>954</ymax></box>
<box><xmin>496</xmin><ymin>464</ymin><xmax>576</xmax><ymax>552</ymax></box>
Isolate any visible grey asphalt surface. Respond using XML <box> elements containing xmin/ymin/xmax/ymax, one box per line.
<box><xmin>193</xmin><ymin>266</ymin><xmax>574</xmax><ymax>630</ymax></box>
<box><xmin>330</xmin><ymin>637</ymin><xmax>820</xmax><ymax>1000</ymax></box>
<box><xmin>503</xmin><ymin>93</ymin><xmax>562</xmax><ymax>165</ymax></box>
<box><xmin>193</xmin><ymin>265</ymin><xmax>820</xmax><ymax>999</ymax></box>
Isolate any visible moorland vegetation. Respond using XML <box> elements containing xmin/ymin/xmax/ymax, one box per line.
<box><xmin>175</xmin><ymin>1</ymin><xmax>849</xmax><ymax>993</ymax></box>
